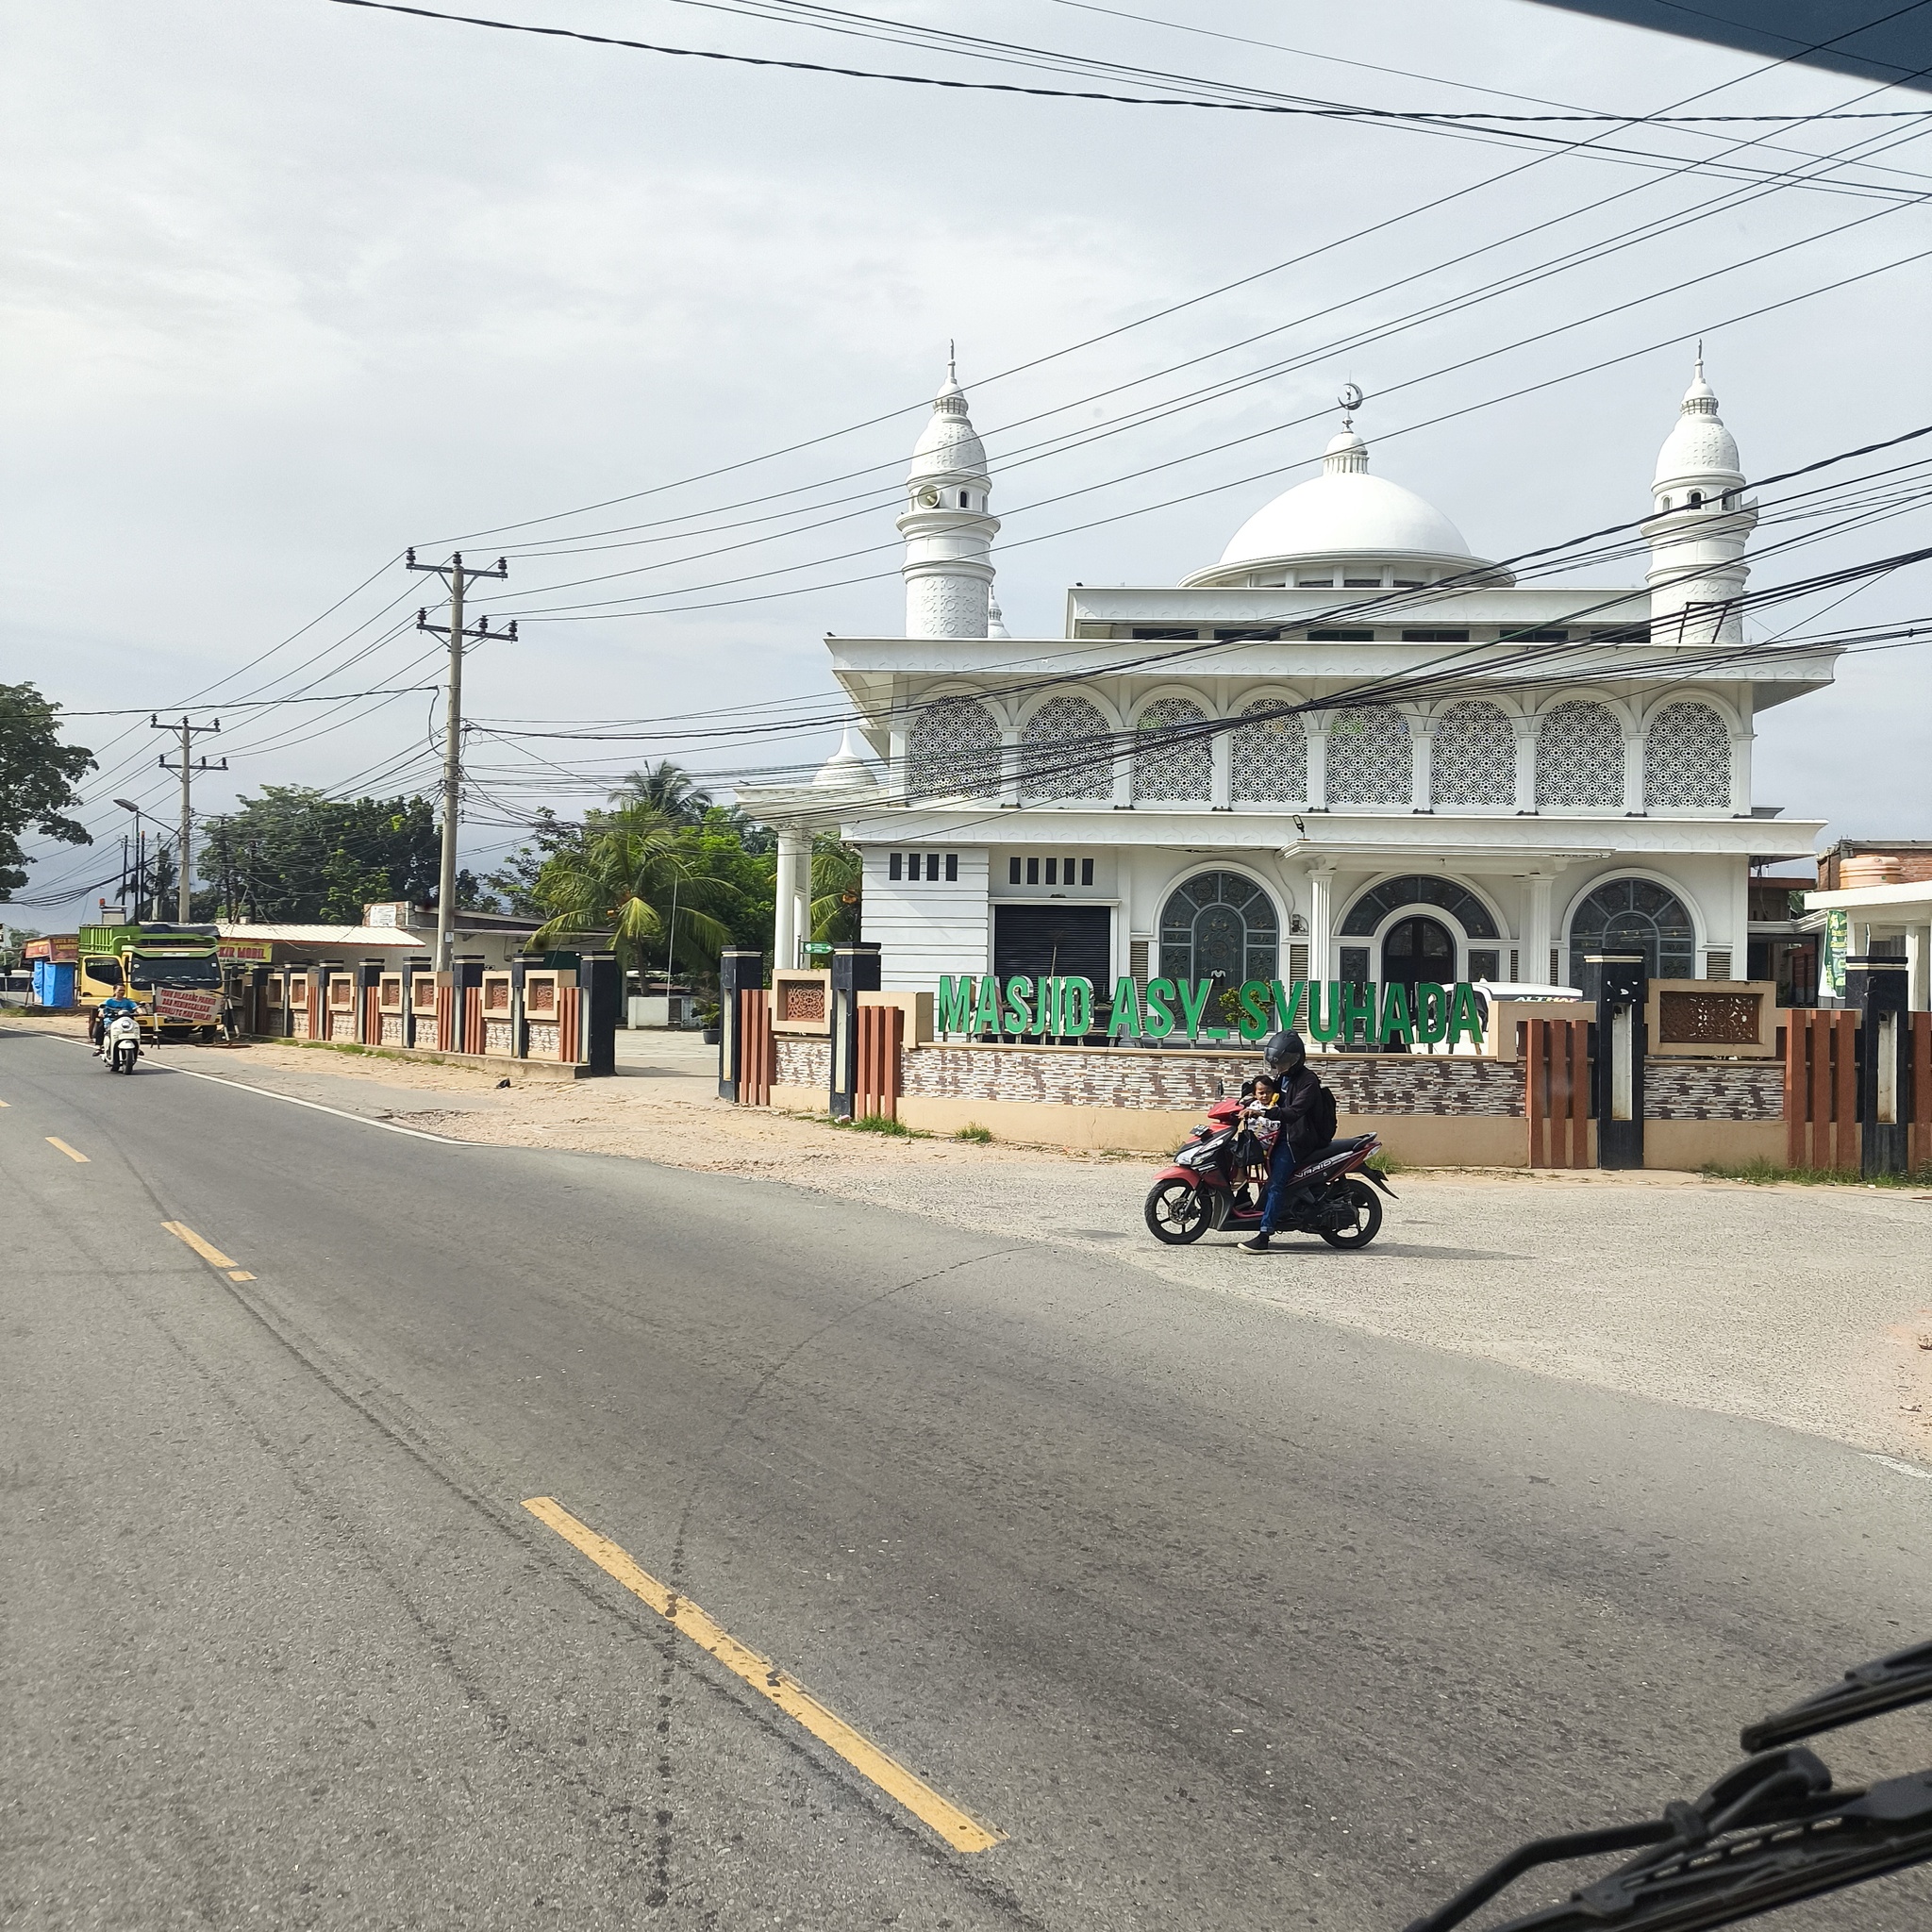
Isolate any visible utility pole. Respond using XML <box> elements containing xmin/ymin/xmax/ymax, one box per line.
<box><xmin>408</xmin><ymin>548</ymin><xmax>513</xmax><ymax>973</ymax></box>
<box><xmin>153</xmin><ymin>716</ymin><xmax>227</xmax><ymax>923</ymax></box>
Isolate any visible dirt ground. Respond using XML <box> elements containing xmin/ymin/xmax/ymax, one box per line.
<box><xmin>17</xmin><ymin>1014</ymin><xmax>1932</xmax><ymax>1470</ymax></box>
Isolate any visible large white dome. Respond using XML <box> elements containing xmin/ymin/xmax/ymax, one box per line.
<box><xmin>1185</xmin><ymin>428</ymin><xmax>1494</xmax><ymax>585</ymax></box>
<box><xmin>1218</xmin><ymin>471</ymin><xmax>1475</xmax><ymax>568</ymax></box>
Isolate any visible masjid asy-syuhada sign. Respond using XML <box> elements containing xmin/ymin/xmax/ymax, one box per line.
<box><xmin>937</xmin><ymin>974</ymin><xmax>1490</xmax><ymax>1046</ymax></box>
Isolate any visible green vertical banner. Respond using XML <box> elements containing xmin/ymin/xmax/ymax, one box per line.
<box><xmin>1821</xmin><ymin>909</ymin><xmax>1848</xmax><ymax>1000</ymax></box>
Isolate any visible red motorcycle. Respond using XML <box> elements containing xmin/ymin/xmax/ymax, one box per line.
<box><xmin>1143</xmin><ymin>1093</ymin><xmax>1394</xmax><ymax>1247</ymax></box>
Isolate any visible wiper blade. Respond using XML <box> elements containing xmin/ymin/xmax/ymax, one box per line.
<box><xmin>1740</xmin><ymin>1640</ymin><xmax>1932</xmax><ymax>1753</ymax></box>
<box><xmin>1409</xmin><ymin>1642</ymin><xmax>1932</xmax><ymax>1932</ymax></box>
<box><xmin>1484</xmin><ymin>1765</ymin><xmax>1932</xmax><ymax>1932</ymax></box>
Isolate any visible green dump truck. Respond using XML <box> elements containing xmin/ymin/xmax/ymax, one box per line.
<box><xmin>76</xmin><ymin>922</ymin><xmax>225</xmax><ymax>1041</ymax></box>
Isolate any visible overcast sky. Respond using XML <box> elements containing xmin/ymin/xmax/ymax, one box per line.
<box><xmin>6</xmin><ymin>0</ymin><xmax>1931</xmax><ymax>924</ymax></box>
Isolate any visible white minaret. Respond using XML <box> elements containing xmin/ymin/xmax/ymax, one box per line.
<box><xmin>896</xmin><ymin>347</ymin><xmax>1000</xmax><ymax>638</ymax></box>
<box><xmin>1642</xmin><ymin>352</ymin><xmax>1757</xmax><ymax>647</ymax></box>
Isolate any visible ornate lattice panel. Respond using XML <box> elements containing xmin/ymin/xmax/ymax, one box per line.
<box><xmin>908</xmin><ymin>697</ymin><xmax>1001</xmax><ymax>798</ymax></box>
<box><xmin>1021</xmin><ymin>691</ymin><xmax>1113</xmax><ymax>803</ymax></box>
<box><xmin>1326</xmin><ymin>707</ymin><xmax>1412</xmax><ymax>805</ymax></box>
<box><xmin>1657</xmin><ymin>989</ymin><xmax>1760</xmax><ymax>1046</ymax></box>
<box><xmin>1231</xmin><ymin>701</ymin><xmax>1307</xmax><ymax>803</ymax></box>
<box><xmin>1535</xmin><ymin>701</ymin><xmax>1624</xmax><ymax>808</ymax></box>
<box><xmin>1430</xmin><ymin>701</ymin><xmax>1515</xmax><ymax>807</ymax></box>
<box><xmin>1131</xmin><ymin>697</ymin><xmax>1211</xmax><ymax>802</ymax></box>
<box><xmin>1642</xmin><ymin>701</ymin><xmax>1731</xmax><ymax>810</ymax></box>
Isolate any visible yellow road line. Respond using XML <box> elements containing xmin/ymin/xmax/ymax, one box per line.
<box><xmin>161</xmin><ymin>1221</ymin><xmax>240</xmax><ymax>1270</ymax></box>
<box><xmin>228</xmin><ymin>1270</ymin><xmax>255</xmax><ymax>1282</ymax></box>
<box><xmin>523</xmin><ymin>1496</ymin><xmax>1004</xmax><ymax>1855</ymax></box>
<box><xmin>46</xmin><ymin>1137</ymin><xmax>88</xmax><ymax>1163</ymax></box>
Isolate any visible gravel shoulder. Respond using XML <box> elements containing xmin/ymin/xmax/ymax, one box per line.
<box><xmin>23</xmin><ymin>1018</ymin><xmax>1932</xmax><ymax>1468</ymax></box>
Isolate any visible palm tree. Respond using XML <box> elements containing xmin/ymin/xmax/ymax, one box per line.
<box><xmin>609</xmin><ymin>760</ymin><xmax>714</xmax><ymax>824</ymax></box>
<box><xmin>530</xmin><ymin>804</ymin><xmax>731</xmax><ymax>976</ymax></box>
<box><xmin>809</xmin><ymin>837</ymin><xmax>862</xmax><ymax>944</ymax></box>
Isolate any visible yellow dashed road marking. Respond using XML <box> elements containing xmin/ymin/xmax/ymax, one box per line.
<box><xmin>524</xmin><ymin>1496</ymin><xmax>1005</xmax><ymax>1854</ymax></box>
<box><xmin>46</xmin><ymin>1137</ymin><xmax>88</xmax><ymax>1162</ymax></box>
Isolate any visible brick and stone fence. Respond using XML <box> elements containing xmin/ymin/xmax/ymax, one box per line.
<box><xmin>249</xmin><ymin>952</ymin><xmax>620</xmax><ymax>1076</ymax></box>
<box><xmin>717</xmin><ymin>947</ymin><xmax>1929</xmax><ymax>1174</ymax></box>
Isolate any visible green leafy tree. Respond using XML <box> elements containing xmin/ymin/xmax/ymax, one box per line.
<box><xmin>0</xmin><ymin>683</ymin><xmax>93</xmax><ymax>899</ymax></box>
<box><xmin>479</xmin><ymin>808</ymin><xmax>584</xmax><ymax>918</ymax></box>
<box><xmin>203</xmin><ymin>788</ymin><xmax>441</xmax><ymax>922</ymax></box>
<box><xmin>810</xmin><ymin>838</ymin><xmax>861</xmax><ymax>944</ymax></box>
<box><xmin>529</xmin><ymin>803</ymin><xmax>733</xmax><ymax>976</ymax></box>
<box><xmin>609</xmin><ymin>760</ymin><xmax>714</xmax><ymax>824</ymax></box>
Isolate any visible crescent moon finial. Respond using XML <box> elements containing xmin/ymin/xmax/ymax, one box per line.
<box><xmin>1340</xmin><ymin>382</ymin><xmax>1364</xmax><ymax>428</ymax></box>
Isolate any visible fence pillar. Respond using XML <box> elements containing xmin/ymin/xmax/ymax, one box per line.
<box><xmin>358</xmin><ymin>957</ymin><xmax>383</xmax><ymax>1046</ymax></box>
<box><xmin>828</xmin><ymin>943</ymin><xmax>882</xmax><ymax>1120</ymax></box>
<box><xmin>578</xmin><ymin>952</ymin><xmax>620</xmax><ymax>1074</ymax></box>
<box><xmin>453</xmin><ymin>954</ymin><xmax>485</xmax><ymax>1056</ymax></box>
<box><xmin>1584</xmin><ymin>951</ymin><xmax>1646</xmax><ymax>1169</ymax></box>
<box><xmin>1850</xmin><ymin>956</ymin><xmax>1910</xmax><ymax>1177</ymax></box>
<box><xmin>718</xmin><ymin>948</ymin><xmax>763</xmax><ymax>1101</ymax></box>
<box><xmin>403</xmin><ymin>957</ymin><xmax>430</xmax><ymax>1048</ymax></box>
<box><xmin>509</xmin><ymin>955</ymin><xmax>529</xmax><ymax>1059</ymax></box>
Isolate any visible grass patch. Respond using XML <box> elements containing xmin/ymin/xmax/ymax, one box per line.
<box><xmin>1367</xmin><ymin>1151</ymin><xmax>1407</xmax><ymax>1176</ymax></box>
<box><xmin>954</xmin><ymin>1123</ymin><xmax>994</xmax><ymax>1143</ymax></box>
<box><xmin>1699</xmin><ymin>1158</ymin><xmax>1932</xmax><ymax>1189</ymax></box>
<box><xmin>849</xmin><ymin>1113</ymin><xmax>913</xmax><ymax>1137</ymax></box>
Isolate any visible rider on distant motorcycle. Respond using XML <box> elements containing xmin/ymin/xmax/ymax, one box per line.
<box><xmin>92</xmin><ymin>990</ymin><xmax>140</xmax><ymax>1054</ymax></box>
<box><xmin>1237</xmin><ymin>1030</ymin><xmax>1329</xmax><ymax>1255</ymax></box>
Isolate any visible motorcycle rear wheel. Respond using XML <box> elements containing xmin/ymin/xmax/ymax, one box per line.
<box><xmin>1144</xmin><ymin>1178</ymin><xmax>1210</xmax><ymax>1245</ymax></box>
<box><xmin>1317</xmin><ymin>1177</ymin><xmax>1382</xmax><ymax>1248</ymax></box>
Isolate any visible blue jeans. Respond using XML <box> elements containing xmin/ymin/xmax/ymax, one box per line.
<box><xmin>1258</xmin><ymin>1140</ymin><xmax>1300</xmax><ymax>1233</ymax></box>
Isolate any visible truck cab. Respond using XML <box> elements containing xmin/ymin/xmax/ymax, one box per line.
<box><xmin>77</xmin><ymin>923</ymin><xmax>225</xmax><ymax>1041</ymax></box>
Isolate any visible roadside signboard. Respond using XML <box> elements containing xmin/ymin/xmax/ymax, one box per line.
<box><xmin>156</xmin><ymin>987</ymin><xmax>224</xmax><ymax>1025</ymax></box>
<box><xmin>25</xmin><ymin>935</ymin><xmax>79</xmax><ymax>963</ymax></box>
<box><xmin>217</xmin><ymin>939</ymin><xmax>275</xmax><ymax>963</ymax></box>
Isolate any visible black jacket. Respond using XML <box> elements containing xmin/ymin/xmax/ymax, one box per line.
<box><xmin>1253</xmin><ymin>1064</ymin><xmax>1325</xmax><ymax>1159</ymax></box>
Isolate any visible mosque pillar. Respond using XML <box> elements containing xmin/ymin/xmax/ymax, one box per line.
<box><xmin>887</xmin><ymin>723</ymin><xmax>909</xmax><ymax>801</ymax></box>
<box><xmin>1305</xmin><ymin>721</ymin><xmax>1327</xmax><ymax>809</ymax></box>
<box><xmin>1209</xmin><ymin>721</ymin><xmax>1232</xmax><ymax>809</ymax></box>
<box><xmin>1410</xmin><ymin>717</ymin><xmax>1433</xmax><ymax>811</ymax></box>
<box><xmin>1513</xmin><ymin>718</ymin><xmax>1537</xmax><ymax>811</ymax></box>
<box><xmin>774</xmin><ymin>823</ymin><xmax>811</xmax><ymax>973</ymax></box>
<box><xmin>1526</xmin><ymin>872</ymin><xmax>1556</xmax><ymax>989</ymax></box>
<box><xmin>1623</xmin><ymin>733</ymin><xmax>1645</xmax><ymax>815</ymax></box>
<box><xmin>998</xmin><ymin>725</ymin><xmax>1022</xmax><ymax>807</ymax></box>
<box><xmin>1307</xmin><ymin>864</ymin><xmax>1337</xmax><ymax>988</ymax></box>
<box><xmin>1729</xmin><ymin>726</ymin><xmax>1752</xmax><ymax>816</ymax></box>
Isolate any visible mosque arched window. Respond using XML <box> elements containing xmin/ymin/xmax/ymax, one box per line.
<box><xmin>1020</xmin><ymin>691</ymin><xmax>1113</xmax><ymax>804</ymax></box>
<box><xmin>907</xmin><ymin>696</ymin><xmax>1000</xmax><ymax>800</ymax></box>
<box><xmin>1535</xmin><ymin>701</ymin><xmax>1624</xmax><ymax>809</ymax></box>
<box><xmin>1567</xmin><ymin>876</ymin><xmax>1696</xmax><ymax>984</ymax></box>
<box><xmin>1642</xmin><ymin>701</ymin><xmax>1730</xmax><ymax>811</ymax></box>
<box><xmin>1326</xmin><ymin>707</ymin><xmax>1411</xmax><ymax>805</ymax></box>
<box><xmin>1158</xmin><ymin>871</ymin><xmax>1279</xmax><ymax>985</ymax></box>
<box><xmin>1131</xmin><ymin>697</ymin><xmax>1211</xmax><ymax>804</ymax></box>
<box><xmin>1430</xmin><ymin>701</ymin><xmax>1515</xmax><ymax>807</ymax></box>
<box><xmin>1231</xmin><ymin>700</ymin><xmax>1307</xmax><ymax>804</ymax></box>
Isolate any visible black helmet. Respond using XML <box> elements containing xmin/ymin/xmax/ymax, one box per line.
<box><xmin>1261</xmin><ymin>1029</ymin><xmax>1306</xmax><ymax>1074</ymax></box>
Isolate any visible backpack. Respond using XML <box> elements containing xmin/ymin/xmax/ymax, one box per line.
<box><xmin>1307</xmin><ymin>1079</ymin><xmax>1338</xmax><ymax>1149</ymax></box>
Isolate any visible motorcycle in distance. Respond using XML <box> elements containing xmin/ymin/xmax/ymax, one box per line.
<box><xmin>1142</xmin><ymin>1088</ymin><xmax>1395</xmax><ymax>1247</ymax></box>
<box><xmin>102</xmin><ymin>1011</ymin><xmax>142</xmax><ymax>1074</ymax></box>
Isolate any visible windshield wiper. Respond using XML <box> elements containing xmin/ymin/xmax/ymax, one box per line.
<box><xmin>1407</xmin><ymin>1640</ymin><xmax>1932</xmax><ymax>1932</ymax></box>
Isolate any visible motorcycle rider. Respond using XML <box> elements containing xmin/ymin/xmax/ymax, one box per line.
<box><xmin>1237</xmin><ymin>1030</ymin><xmax>1327</xmax><ymax>1255</ymax></box>
<box><xmin>92</xmin><ymin>988</ymin><xmax>141</xmax><ymax>1054</ymax></box>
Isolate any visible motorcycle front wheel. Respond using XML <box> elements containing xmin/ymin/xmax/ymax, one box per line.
<box><xmin>1144</xmin><ymin>1178</ymin><xmax>1210</xmax><ymax>1245</ymax></box>
<box><xmin>1317</xmin><ymin>1177</ymin><xmax>1383</xmax><ymax>1249</ymax></box>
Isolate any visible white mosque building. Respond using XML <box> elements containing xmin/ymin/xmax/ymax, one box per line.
<box><xmin>741</xmin><ymin>358</ymin><xmax>1838</xmax><ymax>1016</ymax></box>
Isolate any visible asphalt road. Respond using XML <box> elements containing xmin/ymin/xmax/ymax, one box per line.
<box><xmin>3</xmin><ymin>1025</ymin><xmax>1928</xmax><ymax>1932</ymax></box>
